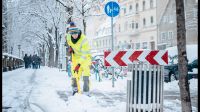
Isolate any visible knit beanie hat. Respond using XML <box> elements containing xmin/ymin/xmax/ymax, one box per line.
<box><xmin>68</xmin><ymin>22</ymin><xmax>80</xmax><ymax>33</ymax></box>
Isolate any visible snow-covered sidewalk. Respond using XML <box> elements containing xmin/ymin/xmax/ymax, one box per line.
<box><xmin>3</xmin><ymin>66</ymin><xmax>198</xmax><ymax>112</ymax></box>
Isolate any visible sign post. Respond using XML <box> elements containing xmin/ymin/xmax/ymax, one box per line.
<box><xmin>104</xmin><ymin>1</ymin><xmax>120</xmax><ymax>87</ymax></box>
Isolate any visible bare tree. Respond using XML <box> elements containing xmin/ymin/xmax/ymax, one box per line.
<box><xmin>70</xmin><ymin>0</ymin><xmax>101</xmax><ymax>34</ymax></box>
<box><xmin>10</xmin><ymin>0</ymin><xmax>72</xmax><ymax>67</ymax></box>
<box><xmin>175</xmin><ymin>0</ymin><xmax>192</xmax><ymax>111</ymax></box>
<box><xmin>56</xmin><ymin>0</ymin><xmax>103</xmax><ymax>34</ymax></box>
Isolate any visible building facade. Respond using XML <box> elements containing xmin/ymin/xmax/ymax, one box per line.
<box><xmin>157</xmin><ymin>0</ymin><xmax>198</xmax><ymax>50</ymax></box>
<box><xmin>115</xmin><ymin>0</ymin><xmax>157</xmax><ymax>50</ymax></box>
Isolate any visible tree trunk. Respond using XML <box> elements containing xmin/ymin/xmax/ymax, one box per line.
<box><xmin>175</xmin><ymin>0</ymin><xmax>192</xmax><ymax>112</ymax></box>
<box><xmin>55</xmin><ymin>46</ymin><xmax>59</xmax><ymax>67</ymax></box>
<box><xmin>83</xmin><ymin>19</ymin><xmax>86</xmax><ymax>34</ymax></box>
<box><xmin>41</xmin><ymin>44</ymin><xmax>45</xmax><ymax>66</ymax></box>
<box><xmin>48</xmin><ymin>35</ymin><xmax>54</xmax><ymax>67</ymax></box>
<box><xmin>82</xmin><ymin>3</ymin><xmax>86</xmax><ymax>34</ymax></box>
<box><xmin>54</xmin><ymin>27</ymin><xmax>59</xmax><ymax>67</ymax></box>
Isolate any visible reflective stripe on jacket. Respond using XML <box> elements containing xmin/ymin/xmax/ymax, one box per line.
<box><xmin>66</xmin><ymin>34</ymin><xmax>92</xmax><ymax>66</ymax></box>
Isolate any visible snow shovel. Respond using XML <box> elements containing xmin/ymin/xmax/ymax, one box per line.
<box><xmin>75</xmin><ymin>67</ymin><xmax>81</xmax><ymax>94</ymax></box>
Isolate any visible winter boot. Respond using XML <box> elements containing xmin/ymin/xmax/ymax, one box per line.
<box><xmin>83</xmin><ymin>91</ymin><xmax>91</xmax><ymax>97</ymax></box>
<box><xmin>72</xmin><ymin>90</ymin><xmax>78</xmax><ymax>96</ymax></box>
<box><xmin>72</xmin><ymin>87</ymin><xmax>78</xmax><ymax>96</ymax></box>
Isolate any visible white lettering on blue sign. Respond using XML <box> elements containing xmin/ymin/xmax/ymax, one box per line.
<box><xmin>104</xmin><ymin>1</ymin><xmax>120</xmax><ymax>17</ymax></box>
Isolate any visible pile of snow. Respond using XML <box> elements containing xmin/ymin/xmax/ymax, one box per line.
<box><xmin>166</xmin><ymin>44</ymin><xmax>198</xmax><ymax>64</ymax></box>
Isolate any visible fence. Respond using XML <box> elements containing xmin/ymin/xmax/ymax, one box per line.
<box><xmin>126</xmin><ymin>63</ymin><xmax>164</xmax><ymax>112</ymax></box>
<box><xmin>2</xmin><ymin>53</ymin><xmax>24</xmax><ymax>72</ymax></box>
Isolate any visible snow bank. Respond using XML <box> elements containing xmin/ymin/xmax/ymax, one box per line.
<box><xmin>166</xmin><ymin>44</ymin><xmax>198</xmax><ymax>63</ymax></box>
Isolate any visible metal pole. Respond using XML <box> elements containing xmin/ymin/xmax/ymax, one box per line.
<box><xmin>111</xmin><ymin>16</ymin><xmax>115</xmax><ymax>87</ymax></box>
<box><xmin>18</xmin><ymin>45</ymin><xmax>21</xmax><ymax>58</ymax></box>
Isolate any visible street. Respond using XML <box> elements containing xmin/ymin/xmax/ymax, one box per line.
<box><xmin>3</xmin><ymin>67</ymin><xmax>198</xmax><ymax>112</ymax></box>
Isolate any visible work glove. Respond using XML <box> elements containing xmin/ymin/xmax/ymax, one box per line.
<box><xmin>68</xmin><ymin>46</ymin><xmax>74</xmax><ymax>54</ymax></box>
<box><xmin>74</xmin><ymin>64</ymin><xmax>81</xmax><ymax>73</ymax></box>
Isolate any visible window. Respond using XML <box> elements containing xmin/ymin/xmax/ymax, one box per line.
<box><xmin>161</xmin><ymin>32</ymin><xmax>168</xmax><ymax>42</ymax></box>
<box><xmin>124</xmin><ymin>8</ymin><xmax>126</xmax><ymax>14</ymax></box>
<box><xmin>161</xmin><ymin>33</ymin><xmax>164</xmax><ymax>42</ymax></box>
<box><xmin>128</xmin><ymin>44</ymin><xmax>131</xmax><ymax>49</ymax></box>
<box><xmin>124</xmin><ymin>21</ymin><xmax>128</xmax><ymax>30</ymax></box>
<box><xmin>136</xmin><ymin>43</ymin><xmax>140</xmax><ymax>49</ymax></box>
<box><xmin>143</xmin><ymin>18</ymin><xmax>146</xmax><ymax>26</ymax></box>
<box><xmin>162</xmin><ymin>16</ymin><xmax>168</xmax><ymax>23</ymax></box>
<box><xmin>136</xmin><ymin>3</ymin><xmax>139</xmax><ymax>12</ymax></box>
<box><xmin>143</xmin><ymin>1</ymin><xmax>146</xmax><ymax>11</ymax></box>
<box><xmin>129</xmin><ymin>23</ymin><xmax>132</xmax><ymax>29</ymax></box>
<box><xmin>129</xmin><ymin>5</ymin><xmax>132</xmax><ymax>12</ymax></box>
<box><xmin>136</xmin><ymin>23</ymin><xmax>138</xmax><ymax>29</ymax></box>
<box><xmin>151</xmin><ymin>16</ymin><xmax>153</xmax><ymax>24</ymax></box>
<box><xmin>131</xmin><ymin>43</ymin><xmax>134</xmax><ymax>49</ymax></box>
<box><xmin>169</xmin><ymin>15</ymin><xmax>174</xmax><ymax>23</ymax></box>
<box><xmin>168</xmin><ymin>31</ymin><xmax>173</xmax><ymax>40</ymax></box>
<box><xmin>142</xmin><ymin>42</ymin><xmax>147</xmax><ymax>49</ymax></box>
<box><xmin>150</xmin><ymin>0</ymin><xmax>153</xmax><ymax>8</ymax></box>
<box><xmin>132</xmin><ymin>21</ymin><xmax>134</xmax><ymax>29</ymax></box>
<box><xmin>124</xmin><ymin>41</ymin><xmax>128</xmax><ymax>49</ymax></box>
<box><xmin>193</xmin><ymin>8</ymin><xmax>197</xmax><ymax>18</ymax></box>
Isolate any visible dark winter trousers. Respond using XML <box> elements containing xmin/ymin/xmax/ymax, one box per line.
<box><xmin>71</xmin><ymin>76</ymin><xmax>89</xmax><ymax>92</ymax></box>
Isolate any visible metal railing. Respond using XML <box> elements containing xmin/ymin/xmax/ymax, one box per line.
<box><xmin>126</xmin><ymin>63</ymin><xmax>164</xmax><ymax>112</ymax></box>
<box><xmin>2</xmin><ymin>53</ymin><xmax>24</xmax><ymax>72</ymax></box>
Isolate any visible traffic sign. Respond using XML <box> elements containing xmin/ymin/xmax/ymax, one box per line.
<box><xmin>104</xmin><ymin>50</ymin><xmax>168</xmax><ymax>66</ymax></box>
<box><xmin>104</xmin><ymin>1</ymin><xmax>120</xmax><ymax>17</ymax></box>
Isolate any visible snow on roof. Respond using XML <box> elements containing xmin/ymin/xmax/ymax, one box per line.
<box><xmin>166</xmin><ymin>44</ymin><xmax>197</xmax><ymax>63</ymax></box>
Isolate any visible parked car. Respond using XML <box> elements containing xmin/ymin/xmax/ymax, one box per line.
<box><xmin>164</xmin><ymin>45</ymin><xmax>197</xmax><ymax>82</ymax></box>
<box><xmin>164</xmin><ymin>59</ymin><xmax>198</xmax><ymax>82</ymax></box>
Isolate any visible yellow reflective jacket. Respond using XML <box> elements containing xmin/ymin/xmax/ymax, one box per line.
<box><xmin>66</xmin><ymin>34</ymin><xmax>92</xmax><ymax>66</ymax></box>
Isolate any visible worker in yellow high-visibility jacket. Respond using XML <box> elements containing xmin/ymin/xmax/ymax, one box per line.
<box><xmin>66</xmin><ymin>22</ymin><xmax>92</xmax><ymax>96</ymax></box>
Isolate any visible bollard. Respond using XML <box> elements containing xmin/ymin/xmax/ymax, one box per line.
<box><xmin>126</xmin><ymin>63</ymin><xmax>164</xmax><ymax>112</ymax></box>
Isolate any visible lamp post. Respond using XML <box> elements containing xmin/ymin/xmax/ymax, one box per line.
<box><xmin>18</xmin><ymin>45</ymin><xmax>21</xmax><ymax>58</ymax></box>
<box><xmin>22</xmin><ymin>51</ymin><xmax>24</xmax><ymax>58</ymax></box>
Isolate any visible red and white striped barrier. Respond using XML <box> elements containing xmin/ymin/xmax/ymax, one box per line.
<box><xmin>104</xmin><ymin>50</ymin><xmax>168</xmax><ymax>66</ymax></box>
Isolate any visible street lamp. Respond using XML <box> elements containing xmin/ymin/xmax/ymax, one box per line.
<box><xmin>22</xmin><ymin>51</ymin><xmax>24</xmax><ymax>58</ymax></box>
<box><xmin>18</xmin><ymin>45</ymin><xmax>21</xmax><ymax>58</ymax></box>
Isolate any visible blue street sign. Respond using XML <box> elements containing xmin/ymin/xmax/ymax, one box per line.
<box><xmin>104</xmin><ymin>1</ymin><xmax>120</xmax><ymax>17</ymax></box>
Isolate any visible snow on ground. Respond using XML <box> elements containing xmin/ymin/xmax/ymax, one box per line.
<box><xmin>163</xmin><ymin>79</ymin><xmax>198</xmax><ymax>112</ymax></box>
<box><xmin>164</xmin><ymin>79</ymin><xmax>198</xmax><ymax>92</ymax></box>
<box><xmin>3</xmin><ymin>67</ymin><xmax>198</xmax><ymax>112</ymax></box>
